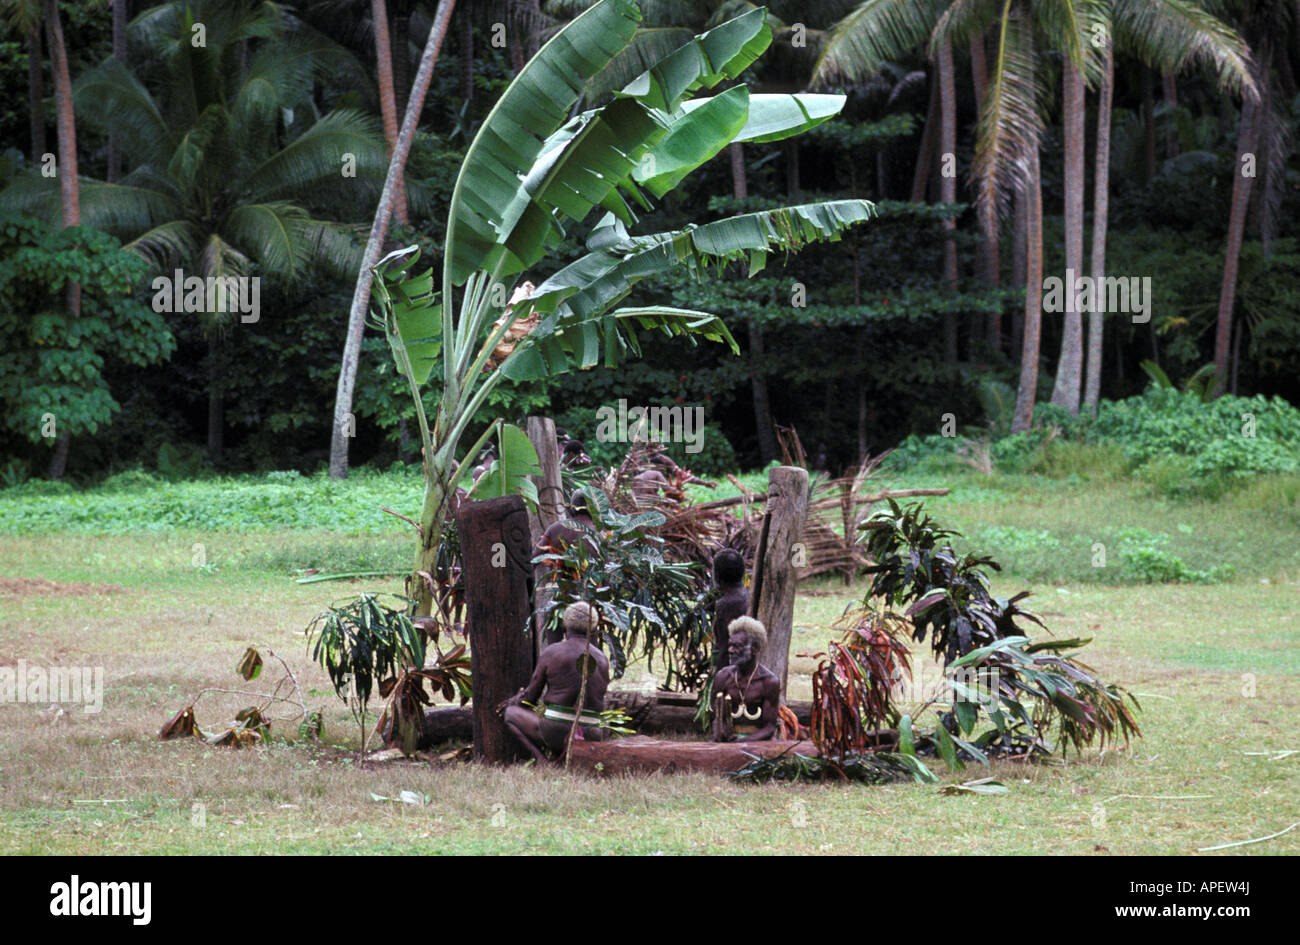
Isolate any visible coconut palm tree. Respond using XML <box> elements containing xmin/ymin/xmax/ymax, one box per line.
<box><xmin>1</xmin><ymin>0</ymin><xmax>389</xmax><ymax>461</ymax></box>
<box><xmin>1213</xmin><ymin>0</ymin><xmax>1292</xmax><ymax>395</ymax></box>
<box><xmin>1085</xmin><ymin>0</ymin><xmax>1255</xmax><ymax>410</ymax></box>
<box><xmin>815</xmin><ymin>0</ymin><xmax>1254</xmax><ymax>419</ymax></box>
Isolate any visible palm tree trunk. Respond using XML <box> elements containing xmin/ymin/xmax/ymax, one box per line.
<box><xmin>44</xmin><ymin>0</ymin><xmax>79</xmax><ymax>480</ymax></box>
<box><xmin>372</xmin><ymin>0</ymin><xmax>408</xmax><ymax>225</ymax></box>
<box><xmin>1011</xmin><ymin>148</ymin><xmax>1042</xmax><ymax>434</ymax></box>
<box><xmin>938</xmin><ymin>37</ymin><xmax>958</xmax><ymax>363</ymax></box>
<box><xmin>391</xmin><ymin>3</ymin><xmax>411</xmax><ymax>118</ymax></box>
<box><xmin>1084</xmin><ymin>42</ymin><xmax>1113</xmax><ymax>412</ymax></box>
<box><xmin>970</xmin><ymin>29</ymin><xmax>987</xmax><ymax>111</ymax></box>
<box><xmin>748</xmin><ymin>319</ymin><xmax>778</xmax><ymax>465</ymax></box>
<box><xmin>784</xmin><ymin>139</ymin><xmax>800</xmax><ymax>196</ymax></box>
<box><xmin>207</xmin><ymin>337</ymin><xmax>224</xmax><ymax>461</ymax></box>
<box><xmin>970</xmin><ymin>28</ymin><xmax>999</xmax><ymax>349</ymax></box>
<box><xmin>1050</xmin><ymin>58</ymin><xmax>1085</xmax><ymax>415</ymax></box>
<box><xmin>460</xmin><ymin>3</ymin><xmax>473</xmax><ymax>101</ymax></box>
<box><xmin>1162</xmin><ymin>72</ymin><xmax>1178</xmax><ymax>159</ymax></box>
<box><xmin>44</xmin><ymin>2</ymin><xmax>78</xmax><ymax>233</ymax></box>
<box><xmin>731</xmin><ymin>140</ymin><xmax>774</xmax><ymax>464</ymax></box>
<box><xmin>28</xmin><ymin>28</ymin><xmax>45</xmax><ymax>160</ymax></box>
<box><xmin>729</xmin><ymin>142</ymin><xmax>747</xmax><ymax>199</ymax></box>
<box><xmin>47</xmin><ymin>432</ymin><xmax>71</xmax><ymax>480</ymax></box>
<box><xmin>107</xmin><ymin>0</ymin><xmax>126</xmax><ymax>182</ymax></box>
<box><xmin>330</xmin><ymin>0</ymin><xmax>457</xmax><ymax>480</ymax></box>
<box><xmin>1141</xmin><ymin>67</ymin><xmax>1156</xmax><ymax>182</ymax></box>
<box><xmin>911</xmin><ymin>76</ymin><xmax>938</xmax><ymax>202</ymax></box>
<box><xmin>1214</xmin><ymin>92</ymin><xmax>1260</xmax><ymax>394</ymax></box>
<box><xmin>1010</xmin><ymin>181</ymin><xmax>1027</xmax><ymax>355</ymax></box>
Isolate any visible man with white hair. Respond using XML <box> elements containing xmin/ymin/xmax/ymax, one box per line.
<box><xmin>712</xmin><ymin>616</ymin><xmax>780</xmax><ymax>742</ymax></box>
<box><xmin>502</xmin><ymin>601</ymin><xmax>610</xmax><ymax>762</ymax></box>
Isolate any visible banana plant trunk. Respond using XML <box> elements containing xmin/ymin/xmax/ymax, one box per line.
<box><xmin>411</xmin><ymin>469</ymin><xmax>452</xmax><ymax>616</ymax></box>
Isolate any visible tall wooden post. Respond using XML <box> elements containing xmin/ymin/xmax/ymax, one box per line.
<box><xmin>457</xmin><ymin>495</ymin><xmax>535</xmax><ymax>763</ymax></box>
<box><xmin>525</xmin><ymin>416</ymin><xmax>563</xmax><ymax>657</ymax></box>
<box><xmin>749</xmin><ymin>465</ymin><xmax>810</xmax><ymax>698</ymax></box>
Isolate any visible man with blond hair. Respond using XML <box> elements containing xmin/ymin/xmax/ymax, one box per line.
<box><xmin>712</xmin><ymin>616</ymin><xmax>780</xmax><ymax>742</ymax></box>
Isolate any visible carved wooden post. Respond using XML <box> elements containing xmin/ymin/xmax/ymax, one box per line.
<box><xmin>525</xmin><ymin>416</ymin><xmax>563</xmax><ymax>657</ymax></box>
<box><xmin>457</xmin><ymin>495</ymin><xmax>535</xmax><ymax>763</ymax></box>
<box><xmin>749</xmin><ymin>465</ymin><xmax>810</xmax><ymax>698</ymax></box>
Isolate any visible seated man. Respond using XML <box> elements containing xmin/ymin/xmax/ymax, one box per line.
<box><xmin>534</xmin><ymin>490</ymin><xmax>597</xmax><ymax>559</ymax></box>
<box><xmin>709</xmin><ymin>549</ymin><xmax>750</xmax><ymax>674</ymax></box>
<box><xmin>503</xmin><ymin>602</ymin><xmax>610</xmax><ymax>763</ymax></box>
<box><xmin>712</xmin><ymin>617</ymin><xmax>780</xmax><ymax>742</ymax></box>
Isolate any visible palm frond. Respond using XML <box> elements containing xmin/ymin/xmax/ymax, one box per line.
<box><xmin>0</xmin><ymin>170</ymin><xmax>61</xmax><ymax>222</ymax></box>
<box><xmin>124</xmin><ymin>219</ymin><xmax>205</xmax><ymax>272</ymax></box>
<box><xmin>810</xmin><ymin>0</ymin><xmax>944</xmax><ymax>87</ymax></box>
<box><xmin>929</xmin><ymin>0</ymin><xmax>1003</xmax><ymax>59</ymax></box>
<box><xmin>1113</xmin><ymin>0</ymin><xmax>1257</xmax><ymax>101</ymax></box>
<box><xmin>973</xmin><ymin>0</ymin><xmax>1042</xmax><ymax>222</ymax></box>
<box><xmin>222</xmin><ymin>201</ymin><xmax>314</xmax><ymax>282</ymax></box>
<box><xmin>239</xmin><ymin>108</ymin><xmax>387</xmax><ymax>201</ymax></box>
<box><xmin>1031</xmin><ymin>0</ymin><xmax>1107</xmax><ymax>85</ymax></box>
<box><xmin>197</xmin><ymin>232</ymin><xmax>252</xmax><ymax>281</ymax></box>
<box><xmin>299</xmin><ymin>220</ymin><xmax>367</xmax><ymax>281</ymax></box>
<box><xmin>72</xmin><ymin>58</ymin><xmax>173</xmax><ymax>169</ymax></box>
<box><xmin>78</xmin><ymin>180</ymin><xmax>183</xmax><ymax>237</ymax></box>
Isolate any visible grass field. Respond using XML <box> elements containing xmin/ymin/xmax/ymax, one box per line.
<box><xmin>1</xmin><ymin>470</ymin><xmax>1297</xmax><ymax>854</ymax></box>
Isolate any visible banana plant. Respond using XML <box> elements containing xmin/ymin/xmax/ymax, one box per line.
<box><xmin>369</xmin><ymin>0</ymin><xmax>876</xmax><ymax>616</ymax></box>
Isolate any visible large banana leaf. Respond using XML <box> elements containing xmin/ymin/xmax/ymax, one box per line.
<box><xmin>470</xmin><ymin>423</ymin><xmax>542</xmax><ymax>503</ymax></box>
<box><xmin>620</xmin><ymin>6</ymin><xmax>771</xmax><ymax>112</ymax></box>
<box><xmin>500</xmin><ymin>306</ymin><xmax>738</xmax><ymax>382</ymax></box>
<box><xmin>445</xmin><ymin>0</ymin><xmax>643</xmax><ymax>286</ymax></box>
<box><xmin>522</xmin><ymin>200</ymin><xmax>876</xmax><ymax>320</ymax></box>
<box><xmin>371</xmin><ymin>245</ymin><xmax>440</xmax><ymax>384</ymax></box>
<box><xmin>634</xmin><ymin>91</ymin><xmax>847</xmax><ymax>197</ymax></box>
<box><xmin>460</xmin><ymin>3</ymin><xmax>775</xmax><ymax>283</ymax></box>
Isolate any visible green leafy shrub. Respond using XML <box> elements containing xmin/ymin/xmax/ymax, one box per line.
<box><xmin>1115</xmin><ymin>528</ymin><xmax>1232</xmax><ymax>584</ymax></box>
<box><xmin>1091</xmin><ymin>388</ymin><xmax>1300</xmax><ymax>475</ymax></box>
<box><xmin>100</xmin><ymin>468</ymin><xmax>163</xmax><ymax>491</ymax></box>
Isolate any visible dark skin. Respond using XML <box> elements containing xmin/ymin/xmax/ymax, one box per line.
<box><xmin>535</xmin><ymin>511</ymin><xmax>595</xmax><ymax>556</ymax></box>
<box><xmin>711</xmin><ymin>630</ymin><xmax>780</xmax><ymax>742</ymax></box>
<box><xmin>711</xmin><ymin>582</ymin><xmax>750</xmax><ymax>674</ymax></box>
<box><xmin>649</xmin><ymin>452</ymin><xmax>717</xmax><ymax>489</ymax></box>
<box><xmin>631</xmin><ymin>468</ymin><xmax>672</xmax><ymax>502</ymax></box>
<box><xmin>503</xmin><ymin>630</ymin><xmax>610</xmax><ymax>763</ymax></box>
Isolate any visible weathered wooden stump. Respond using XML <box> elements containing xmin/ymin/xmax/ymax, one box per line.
<box><xmin>750</xmin><ymin>465</ymin><xmax>810</xmax><ymax>698</ymax></box>
<box><xmin>457</xmin><ymin>494</ymin><xmax>535</xmax><ymax>763</ymax></box>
